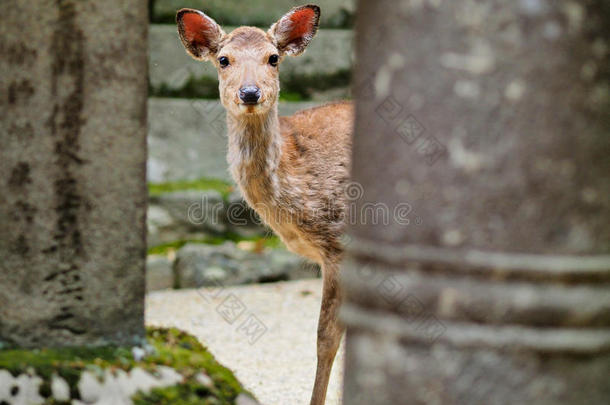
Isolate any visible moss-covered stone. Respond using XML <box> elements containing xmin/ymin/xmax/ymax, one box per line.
<box><xmin>148</xmin><ymin>177</ymin><xmax>234</xmax><ymax>200</ymax></box>
<box><xmin>133</xmin><ymin>381</ymin><xmax>218</xmax><ymax>404</ymax></box>
<box><xmin>133</xmin><ymin>328</ymin><xmax>250</xmax><ymax>404</ymax></box>
<box><xmin>147</xmin><ymin>234</ymin><xmax>283</xmax><ymax>257</ymax></box>
<box><xmin>0</xmin><ymin>345</ymin><xmax>134</xmax><ymax>400</ymax></box>
<box><xmin>0</xmin><ymin>327</ymin><xmax>256</xmax><ymax>404</ymax></box>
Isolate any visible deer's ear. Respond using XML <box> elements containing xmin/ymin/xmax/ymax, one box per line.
<box><xmin>176</xmin><ymin>9</ymin><xmax>225</xmax><ymax>60</ymax></box>
<box><xmin>268</xmin><ymin>5</ymin><xmax>320</xmax><ymax>56</ymax></box>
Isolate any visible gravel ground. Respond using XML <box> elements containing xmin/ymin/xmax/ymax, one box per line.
<box><xmin>146</xmin><ymin>279</ymin><xmax>344</xmax><ymax>405</ymax></box>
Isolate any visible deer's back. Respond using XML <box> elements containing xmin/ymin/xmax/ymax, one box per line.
<box><xmin>281</xmin><ymin>101</ymin><xmax>353</xmax><ymax>164</ymax></box>
<box><xmin>273</xmin><ymin>101</ymin><xmax>354</xmax><ymax>262</ymax></box>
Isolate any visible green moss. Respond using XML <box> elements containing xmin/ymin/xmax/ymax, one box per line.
<box><xmin>148</xmin><ymin>238</ymin><xmax>224</xmax><ymax>256</ymax></box>
<box><xmin>0</xmin><ymin>341</ymin><xmax>136</xmax><ymax>400</ymax></box>
<box><xmin>148</xmin><ymin>178</ymin><xmax>234</xmax><ymax>199</ymax></box>
<box><xmin>216</xmin><ymin>233</ymin><xmax>284</xmax><ymax>252</ymax></box>
<box><xmin>278</xmin><ymin>91</ymin><xmax>306</xmax><ymax>102</ymax></box>
<box><xmin>133</xmin><ymin>381</ymin><xmax>216</xmax><ymax>404</ymax></box>
<box><xmin>0</xmin><ymin>345</ymin><xmax>132</xmax><ymax>378</ymax></box>
<box><xmin>0</xmin><ymin>327</ymin><xmax>254</xmax><ymax>404</ymax></box>
<box><xmin>134</xmin><ymin>328</ymin><xmax>248</xmax><ymax>404</ymax></box>
<box><xmin>257</xmin><ymin>234</ymin><xmax>284</xmax><ymax>250</ymax></box>
<box><xmin>147</xmin><ymin>234</ymin><xmax>284</xmax><ymax>257</ymax></box>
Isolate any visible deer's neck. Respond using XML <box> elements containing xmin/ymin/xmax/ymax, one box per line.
<box><xmin>226</xmin><ymin>105</ymin><xmax>283</xmax><ymax>203</ymax></box>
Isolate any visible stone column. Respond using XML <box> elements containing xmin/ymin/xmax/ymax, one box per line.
<box><xmin>0</xmin><ymin>0</ymin><xmax>148</xmax><ymax>348</ymax></box>
<box><xmin>343</xmin><ymin>0</ymin><xmax>610</xmax><ymax>404</ymax></box>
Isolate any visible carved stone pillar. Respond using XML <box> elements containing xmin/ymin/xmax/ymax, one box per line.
<box><xmin>0</xmin><ymin>0</ymin><xmax>149</xmax><ymax>348</ymax></box>
<box><xmin>343</xmin><ymin>0</ymin><xmax>610</xmax><ymax>403</ymax></box>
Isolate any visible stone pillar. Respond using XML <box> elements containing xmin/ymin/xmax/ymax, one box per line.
<box><xmin>343</xmin><ymin>0</ymin><xmax>610</xmax><ymax>404</ymax></box>
<box><xmin>0</xmin><ymin>0</ymin><xmax>148</xmax><ymax>348</ymax></box>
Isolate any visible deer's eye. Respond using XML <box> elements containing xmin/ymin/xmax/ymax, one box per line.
<box><xmin>218</xmin><ymin>56</ymin><xmax>230</xmax><ymax>68</ymax></box>
<box><xmin>268</xmin><ymin>54</ymin><xmax>279</xmax><ymax>67</ymax></box>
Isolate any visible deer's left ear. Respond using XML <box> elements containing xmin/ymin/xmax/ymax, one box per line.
<box><xmin>268</xmin><ymin>5</ymin><xmax>320</xmax><ymax>56</ymax></box>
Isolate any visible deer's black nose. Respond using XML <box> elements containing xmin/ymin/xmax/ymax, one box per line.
<box><xmin>239</xmin><ymin>86</ymin><xmax>261</xmax><ymax>105</ymax></box>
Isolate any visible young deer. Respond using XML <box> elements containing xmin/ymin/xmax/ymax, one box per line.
<box><xmin>176</xmin><ymin>5</ymin><xmax>353</xmax><ymax>404</ymax></box>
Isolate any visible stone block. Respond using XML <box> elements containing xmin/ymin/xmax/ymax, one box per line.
<box><xmin>174</xmin><ymin>242</ymin><xmax>319</xmax><ymax>288</ymax></box>
<box><xmin>146</xmin><ymin>255</ymin><xmax>175</xmax><ymax>291</ymax></box>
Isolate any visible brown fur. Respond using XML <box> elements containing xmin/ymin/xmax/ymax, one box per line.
<box><xmin>177</xmin><ymin>6</ymin><xmax>352</xmax><ymax>404</ymax></box>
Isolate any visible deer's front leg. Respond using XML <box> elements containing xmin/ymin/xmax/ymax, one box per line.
<box><xmin>310</xmin><ymin>263</ymin><xmax>344</xmax><ymax>405</ymax></box>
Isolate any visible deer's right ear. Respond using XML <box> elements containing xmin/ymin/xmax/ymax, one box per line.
<box><xmin>269</xmin><ymin>5</ymin><xmax>320</xmax><ymax>56</ymax></box>
<box><xmin>176</xmin><ymin>9</ymin><xmax>225</xmax><ymax>60</ymax></box>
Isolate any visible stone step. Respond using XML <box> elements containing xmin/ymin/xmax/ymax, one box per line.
<box><xmin>150</xmin><ymin>24</ymin><xmax>353</xmax><ymax>98</ymax></box>
<box><xmin>146</xmin><ymin>241</ymin><xmax>319</xmax><ymax>292</ymax></box>
<box><xmin>173</xmin><ymin>242</ymin><xmax>319</xmax><ymax>289</ymax></box>
<box><xmin>151</xmin><ymin>0</ymin><xmax>355</xmax><ymax>28</ymax></box>
<box><xmin>148</xmin><ymin>98</ymin><xmax>320</xmax><ymax>183</ymax></box>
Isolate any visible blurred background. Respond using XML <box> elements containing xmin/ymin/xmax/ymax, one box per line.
<box><xmin>145</xmin><ymin>0</ymin><xmax>356</xmax><ymax>293</ymax></box>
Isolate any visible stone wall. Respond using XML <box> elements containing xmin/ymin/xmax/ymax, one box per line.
<box><xmin>150</xmin><ymin>25</ymin><xmax>353</xmax><ymax>100</ymax></box>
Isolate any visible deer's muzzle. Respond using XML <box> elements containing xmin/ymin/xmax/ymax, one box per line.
<box><xmin>239</xmin><ymin>86</ymin><xmax>261</xmax><ymax>105</ymax></box>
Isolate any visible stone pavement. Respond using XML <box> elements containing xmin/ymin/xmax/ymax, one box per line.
<box><xmin>146</xmin><ymin>279</ymin><xmax>344</xmax><ymax>405</ymax></box>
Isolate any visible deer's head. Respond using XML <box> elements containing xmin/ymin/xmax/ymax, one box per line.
<box><xmin>177</xmin><ymin>5</ymin><xmax>320</xmax><ymax>117</ymax></box>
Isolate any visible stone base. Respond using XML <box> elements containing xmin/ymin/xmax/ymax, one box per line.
<box><xmin>0</xmin><ymin>328</ymin><xmax>258</xmax><ymax>405</ymax></box>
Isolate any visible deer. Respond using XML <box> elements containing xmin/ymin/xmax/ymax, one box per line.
<box><xmin>176</xmin><ymin>5</ymin><xmax>353</xmax><ymax>404</ymax></box>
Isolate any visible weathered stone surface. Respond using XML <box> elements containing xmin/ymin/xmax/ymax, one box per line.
<box><xmin>349</xmin><ymin>0</ymin><xmax>610</xmax><ymax>253</ymax></box>
<box><xmin>0</xmin><ymin>1</ymin><xmax>148</xmax><ymax>347</ymax></box>
<box><xmin>236</xmin><ymin>392</ymin><xmax>262</xmax><ymax>405</ymax></box>
<box><xmin>343</xmin><ymin>0</ymin><xmax>610</xmax><ymax>403</ymax></box>
<box><xmin>146</xmin><ymin>255</ymin><xmax>174</xmax><ymax>292</ymax></box>
<box><xmin>149</xmin><ymin>24</ymin><xmax>353</xmax><ymax>96</ymax></box>
<box><xmin>147</xmin><ymin>205</ymin><xmax>176</xmax><ymax>248</ymax></box>
<box><xmin>174</xmin><ymin>242</ymin><xmax>319</xmax><ymax>288</ymax></box>
<box><xmin>51</xmin><ymin>374</ymin><xmax>70</xmax><ymax>402</ymax></box>
<box><xmin>225</xmin><ymin>190</ymin><xmax>266</xmax><ymax>238</ymax></box>
<box><xmin>195</xmin><ymin>372</ymin><xmax>214</xmax><ymax>388</ymax></box>
<box><xmin>148</xmin><ymin>98</ymin><xmax>318</xmax><ymax>183</ymax></box>
<box><xmin>0</xmin><ymin>370</ymin><xmax>44</xmax><ymax>404</ymax></box>
<box><xmin>150</xmin><ymin>190</ymin><xmax>226</xmax><ymax>236</ymax></box>
<box><xmin>76</xmin><ymin>367</ymin><xmax>182</xmax><ymax>404</ymax></box>
<box><xmin>152</xmin><ymin>0</ymin><xmax>355</xmax><ymax>28</ymax></box>
<box><xmin>147</xmin><ymin>189</ymin><xmax>268</xmax><ymax>249</ymax></box>
<box><xmin>147</xmin><ymin>189</ymin><xmax>259</xmax><ymax>247</ymax></box>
